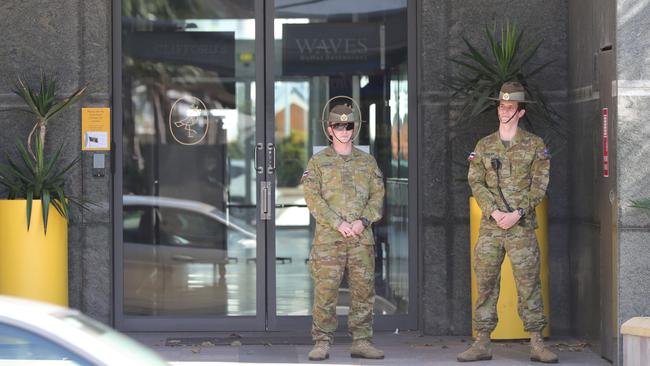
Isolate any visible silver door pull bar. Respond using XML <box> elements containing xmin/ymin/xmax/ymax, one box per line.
<box><xmin>255</xmin><ymin>143</ymin><xmax>264</xmax><ymax>174</ymax></box>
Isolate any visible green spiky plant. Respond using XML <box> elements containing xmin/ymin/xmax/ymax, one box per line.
<box><xmin>630</xmin><ymin>198</ymin><xmax>650</xmax><ymax>211</ymax></box>
<box><xmin>0</xmin><ymin>72</ymin><xmax>87</xmax><ymax>233</ymax></box>
<box><xmin>14</xmin><ymin>72</ymin><xmax>87</xmax><ymax>160</ymax></box>
<box><xmin>444</xmin><ymin>21</ymin><xmax>564</xmax><ymax>138</ymax></box>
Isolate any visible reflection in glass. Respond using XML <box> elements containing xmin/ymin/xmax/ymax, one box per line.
<box><xmin>0</xmin><ymin>323</ymin><xmax>92</xmax><ymax>365</ymax></box>
<box><xmin>273</xmin><ymin>1</ymin><xmax>409</xmax><ymax>316</ymax></box>
<box><xmin>121</xmin><ymin>0</ymin><xmax>257</xmax><ymax>316</ymax></box>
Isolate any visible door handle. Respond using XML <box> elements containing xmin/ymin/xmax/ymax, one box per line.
<box><xmin>255</xmin><ymin>143</ymin><xmax>264</xmax><ymax>174</ymax></box>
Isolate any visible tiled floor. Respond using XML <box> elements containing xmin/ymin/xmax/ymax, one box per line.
<box><xmin>129</xmin><ymin>331</ymin><xmax>612</xmax><ymax>365</ymax></box>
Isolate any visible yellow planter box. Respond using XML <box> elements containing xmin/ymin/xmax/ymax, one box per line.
<box><xmin>469</xmin><ymin>196</ymin><xmax>550</xmax><ymax>339</ymax></box>
<box><xmin>0</xmin><ymin>200</ymin><xmax>68</xmax><ymax>306</ymax></box>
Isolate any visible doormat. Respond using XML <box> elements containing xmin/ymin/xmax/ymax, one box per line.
<box><xmin>166</xmin><ymin>335</ymin><xmax>352</xmax><ymax>347</ymax></box>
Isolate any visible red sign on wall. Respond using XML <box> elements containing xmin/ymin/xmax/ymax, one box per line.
<box><xmin>602</xmin><ymin>108</ymin><xmax>609</xmax><ymax>177</ymax></box>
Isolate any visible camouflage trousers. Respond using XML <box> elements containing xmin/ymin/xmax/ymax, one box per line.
<box><xmin>473</xmin><ymin>222</ymin><xmax>547</xmax><ymax>333</ymax></box>
<box><xmin>309</xmin><ymin>240</ymin><xmax>375</xmax><ymax>343</ymax></box>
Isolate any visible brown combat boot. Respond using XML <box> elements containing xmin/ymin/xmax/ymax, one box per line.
<box><xmin>457</xmin><ymin>331</ymin><xmax>492</xmax><ymax>362</ymax></box>
<box><xmin>529</xmin><ymin>332</ymin><xmax>558</xmax><ymax>363</ymax></box>
<box><xmin>350</xmin><ymin>339</ymin><xmax>384</xmax><ymax>359</ymax></box>
<box><xmin>308</xmin><ymin>340</ymin><xmax>330</xmax><ymax>361</ymax></box>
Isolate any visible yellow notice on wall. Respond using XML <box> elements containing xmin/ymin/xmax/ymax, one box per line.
<box><xmin>81</xmin><ymin>108</ymin><xmax>111</xmax><ymax>151</ymax></box>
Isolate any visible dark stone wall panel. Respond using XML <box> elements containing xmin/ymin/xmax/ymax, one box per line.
<box><xmin>0</xmin><ymin>0</ymin><xmax>112</xmax><ymax>325</ymax></box>
<box><xmin>547</xmin><ymin>222</ymin><xmax>570</xmax><ymax>335</ymax></box>
<box><xmin>450</xmin><ymin>224</ymin><xmax>471</xmax><ymax>335</ymax></box>
<box><xmin>617</xmin><ymin>95</ymin><xmax>650</xmax><ymax>227</ymax></box>
<box><xmin>0</xmin><ymin>1</ymin><xmax>81</xmax><ymax>89</ymax></box>
<box><xmin>568</xmin><ymin>222</ymin><xmax>600</xmax><ymax>342</ymax></box>
<box><xmin>81</xmin><ymin>223</ymin><xmax>112</xmax><ymax>321</ymax></box>
<box><xmin>618</xmin><ymin>231</ymin><xmax>650</xmax><ymax>322</ymax></box>
<box><xmin>567</xmin><ymin>0</ymin><xmax>603</xmax><ymax>344</ymax></box>
<box><xmin>419</xmin><ymin>104</ymin><xmax>449</xmax><ymax>220</ymax></box>
<box><xmin>617</xmin><ymin>2</ymin><xmax>650</xmax><ymax>81</ymax></box>
<box><xmin>421</xmin><ymin>225</ymin><xmax>449</xmax><ymax>333</ymax></box>
<box><xmin>615</xmin><ymin>2</ymin><xmax>650</xmax><ymax>364</ymax></box>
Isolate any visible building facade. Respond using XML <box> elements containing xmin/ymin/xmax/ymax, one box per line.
<box><xmin>1</xmin><ymin>0</ymin><xmax>649</xmax><ymax>364</ymax></box>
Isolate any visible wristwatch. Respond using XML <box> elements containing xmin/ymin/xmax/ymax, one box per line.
<box><xmin>360</xmin><ymin>217</ymin><xmax>371</xmax><ymax>227</ymax></box>
<box><xmin>516</xmin><ymin>208</ymin><xmax>525</xmax><ymax>218</ymax></box>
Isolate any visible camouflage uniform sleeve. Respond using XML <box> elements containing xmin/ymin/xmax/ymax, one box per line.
<box><xmin>360</xmin><ymin>158</ymin><xmax>385</xmax><ymax>223</ymax></box>
<box><xmin>519</xmin><ymin>139</ymin><xmax>550</xmax><ymax>216</ymax></box>
<box><xmin>302</xmin><ymin>158</ymin><xmax>344</xmax><ymax>230</ymax></box>
<box><xmin>467</xmin><ymin>142</ymin><xmax>499</xmax><ymax>219</ymax></box>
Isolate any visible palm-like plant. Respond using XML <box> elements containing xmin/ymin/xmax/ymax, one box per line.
<box><xmin>14</xmin><ymin>72</ymin><xmax>87</xmax><ymax>160</ymax></box>
<box><xmin>0</xmin><ymin>72</ymin><xmax>87</xmax><ymax>233</ymax></box>
<box><xmin>630</xmin><ymin>198</ymin><xmax>650</xmax><ymax>211</ymax></box>
<box><xmin>444</xmin><ymin>21</ymin><xmax>564</xmax><ymax>137</ymax></box>
<box><xmin>0</xmin><ymin>137</ymin><xmax>80</xmax><ymax>233</ymax></box>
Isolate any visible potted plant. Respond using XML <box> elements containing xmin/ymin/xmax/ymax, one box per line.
<box><xmin>0</xmin><ymin>72</ymin><xmax>86</xmax><ymax>306</ymax></box>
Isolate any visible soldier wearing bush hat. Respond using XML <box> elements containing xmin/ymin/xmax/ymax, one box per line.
<box><xmin>302</xmin><ymin>102</ymin><xmax>385</xmax><ymax>361</ymax></box>
<box><xmin>458</xmin><ymin>82</ymin><xmax>557</xmax><ymax>363</ymax></box>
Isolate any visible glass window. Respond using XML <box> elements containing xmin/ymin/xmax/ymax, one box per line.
<box><xmin>0</xmin><ymin>323</ymin><xmax>91</xmax><ymax>365</ymax></box>
<box><xmin>122</xmin><ymin>0</ymin><xmax>258</xmax><ymax>317</ymax></box>
<box><xmin>157</xmin><ymin>207</ymin><xmax>226</xmax><ymax>248</ymax></box>
<box><xmin>273</xmin><ymin>0</ymin><xmax>410</xmax><ymax>316</ymax></box>
<box><xmin>123</xmin><ymin>206</ymin><xmax>154</xmax><ymax>244</ymax></box>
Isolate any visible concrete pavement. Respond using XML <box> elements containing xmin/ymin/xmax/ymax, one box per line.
<box><xmin>129</xmin><ymin>331</ymin><xmax>611</xmax><ymax>365</ymax></box>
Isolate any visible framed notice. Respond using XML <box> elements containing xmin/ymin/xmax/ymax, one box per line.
<box><xmin>82</xmin><ymin>108</ymin><xmax>111</xmax><ymax>151</ymax></box>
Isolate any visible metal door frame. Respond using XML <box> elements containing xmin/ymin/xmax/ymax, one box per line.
<box><xmin>265</xmin><ymin>0</ymin><xmax>419</xmax><ymax>332</ymax></box>
<box><xmin>112</xmin><ymin>0</ymin><xmax>419</xmax><ymax>332</ymax></box>
<box><xmin>112</xmin><ymin>0</ymin><xmax>268</xmax><ymax>332</ymax></box>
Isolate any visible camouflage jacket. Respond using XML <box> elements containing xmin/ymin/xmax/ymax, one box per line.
<box><xmin>467</xmin><ymin>128</ymin><xmax>550</xmax><ymax>228</ymax></box>
<box><xmin>302</xmin><ymin>146</ymin><xmax>385</xmax><ymax>244</ymax></box>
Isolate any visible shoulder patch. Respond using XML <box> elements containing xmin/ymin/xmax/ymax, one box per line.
<box><xmin>467</xmin><ymin>152</ymin><xmax>477</xmax><ymax>161</ymax></box>
<box><xmin>543</xmin><ymin>148</ymin><xmax>551</xmax><ymax>158</ymax></box>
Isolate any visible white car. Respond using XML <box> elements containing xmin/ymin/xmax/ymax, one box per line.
<box><xmin>122</xmin><ymin>195</ymin><xmax>257</xmax><ymax>315</ymax></box>
<box><xmin>0</xmin><ymin>295</ymin><xmax>168</xmax><ymax>365</ymax></box>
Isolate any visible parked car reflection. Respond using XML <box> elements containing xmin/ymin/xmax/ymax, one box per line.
<box><xmin>123</xmin><ymin>195</ymin><xmax>257</xmax><ymax>316</ymax></box>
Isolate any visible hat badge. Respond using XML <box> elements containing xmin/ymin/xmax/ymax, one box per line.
<box><xmin>502</xmin><ymin>92</ymin><xmax>511</xmax><ymax>101</ymax></box>
<box><xmin>340</xmin><ymin>114</ymin><xmax>348</xmax><ymax>122</ymax></box>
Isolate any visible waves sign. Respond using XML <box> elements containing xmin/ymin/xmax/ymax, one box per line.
<box><xmin>282</xmin><ymin>23</ymin><xmax>381</xmax><ymax>76</ymax></box>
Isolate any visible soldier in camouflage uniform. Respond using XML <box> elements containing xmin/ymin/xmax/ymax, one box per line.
<box><xmin>458</xmin><ymin>82</ymin><xmax>558</xmax><ymax>363</ymax></box>
<box><xmin>302</xmin><ymin>103</ymin><xmax>385</xmax><ymax>361</ymax></box>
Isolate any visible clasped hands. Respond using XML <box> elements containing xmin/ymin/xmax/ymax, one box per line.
<box><xmin>337</xmin><ymin>220</ymin><xmax>365</xmax><ymax>238</ymax></box>
<box><xmin>490</xmin><ymin>210</ymin><xmax>522</xmax><ymax>230</ymax></box>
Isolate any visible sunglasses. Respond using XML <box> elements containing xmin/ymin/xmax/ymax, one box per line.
<box><xmin>330</xmin><ymin>123</ymin><xmax>355</xmax><ymax>131</ymax></box>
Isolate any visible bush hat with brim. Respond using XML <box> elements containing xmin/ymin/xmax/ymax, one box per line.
<box><xmin>327</xmin><ymin>104</ymin><xmax>356</xmax><ymax>123</ymax></box>
<box><xmin>487</xmin><ymin>81</ymin><xmax>535</xmax><ymax>103</ymax></box>
<box><xmin>320</xmin><ymin>96</ymin><xmax>365</xmax><ymax>143</ymax></box>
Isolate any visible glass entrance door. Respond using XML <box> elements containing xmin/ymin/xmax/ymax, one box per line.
<box><xmin>116</xmin><ymin>0</ymin><xmax>415</xmax><ymax>332</ymax></box>
<box><xmin>117</xmin><ymin>0</ymin><xmax>265</xmax><ymax>331</ymax></box>
<box><xmin>267</xmin><ymin>0</ymin><xmax>414</xmax><ymax>330</ymax></box>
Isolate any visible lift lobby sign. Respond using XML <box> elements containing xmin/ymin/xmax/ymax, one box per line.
<box><xmin>282</xmin><ymin>23</ymin><xmax>381</xmax><ymax>76</ymax></box>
